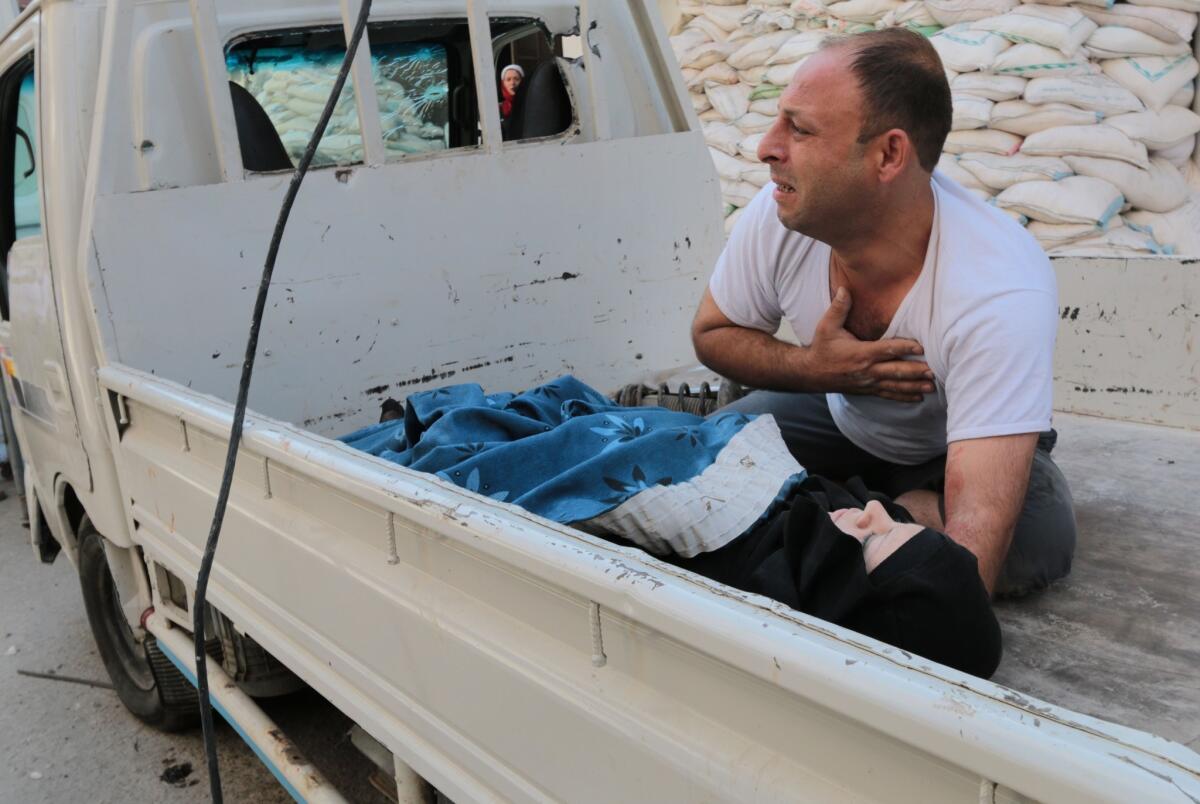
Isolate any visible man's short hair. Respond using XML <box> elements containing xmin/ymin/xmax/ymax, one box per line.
<box><xmin>821</xmin><ymin>29</ymin><xmax>952</xmax><ymax>172</ymax></box>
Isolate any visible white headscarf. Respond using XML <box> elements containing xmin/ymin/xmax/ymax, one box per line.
<box><xmin>501</xmin><ymin>63</ymin><xmax>525</xmax><ymax>81</ymax></box>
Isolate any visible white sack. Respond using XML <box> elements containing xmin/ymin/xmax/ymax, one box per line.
<box><xmin>766</xmin><ymin>60</ymin><xmax>805</xmax><ymax>85</ymax></box>
<box><xmin>1024</xmin><ymin>73</ymin><xmax>1144</xmax><ymax>114</ymax></box>
<box><xmin>739</xmin><ymin>66</ymin><xmax>772</xmax><ymax>84</ymax></box>
<box><xmin>826</xmin><ymin>0</ymin><xmax>905</xmax><ymax>22</ymax></box>
<box><xmin>944</xmin><ymin>128</ymin><xmax>1024</xmax><ymax>154</ymax></box>
<box><xmin>736</xmin><ymin>112</ymin><xmax>777</xmax><ymax>133</ymax></box>
<box><xmin>1021</xmin><ymin>124</ymin><xmax>1150</xmax><ymax>167</ymax></box>
<box><xmin>750</xmin><ymin>96</ymin><xmax>781</xmax><ymax>115</ymax></box>
<box><xmin>1126</xmin><ymin>0</ymin><xmax>1200</xmax><ymax>14</ymax></box>
<box><xmin>1169</xmin><ymin>80</ymin><xmax>1195</xmax><ymax>107</ymax></box>
<box><xmin>742</xmin><ymin>163</ymin><xmax>773</xmax><ymax>186</ymax></box>
<box><xmin>1027</xmin><ymin>218</ymin><xmax>1117</xmax><ymax>247</ymax></box>
<box><xmin>990</xmin><ymin>100</ymin><xmax>1103</xmax><ymax>135</ymax></box>
<box><xmin>1085</xmin><ymin>26</ymin><xmax>1192</xmax><ymax>59</ymax></box>
<box><xmin>682</xmin><ymin>41</ymin><xmax>737</xmax><ymax>69</ymax></box>
<box><xmin>996</xmin><ymin>175</ymin><xmax>1125</xmax><ymax>224</ymax></box>
<box><xmin>746</xmin><ymin>8</ymin><xmax>799</xmax><ymax>33</ymax></box>
<box><xmin>671</xmin><ymin>29</ymin><xmax>712</xmax><ymax>59</ymax></box>
<box><xmin>951</xmin><ymin>73</ymin><xmax>1028</xmax><ymax>100</ymax></box>
<box><xmin>710</xmin><ymin>146</ymin><xmax>750</xmax><ymax>180</ymax></box>
<box><xmin>721</xmin><ymin>178</ymin><xmax>761</xmax><ymax>206</ymax></box>
<box><xmin>925</xmin><ymin>0</ymin><xmax>1018</xmax><ymax>26</ymax></box>
<box><xmin>687</xmin><ymin>17</ymin><xmax>733</xmax><ymax>42</ymax></box>
<box><xmin>937</xmin><ymin>153</ymin><xmax>990</xmax><ymax>189</ymax></box>
<box><xmin>1051</xmin><ymin>224</ymin><xmax>1166</xmax><ymax>255</ymax></box>
<box><xmin>1077</xmin><ymin>4</ymin><xmax>1196</xmax><ymax>44</ymax></box>
<box><xmin>1153</xmin><ymin>134</ymin><xmax>1196</xmax><ymax>167</ymax></box>
<box><xmin>767</xmin><ymin>30</ymin><xmax>830</xmax><ymax>64</ymax></box>
<box><xmin>703</xmin><ymin>4</ymin><xmax>754</xmax><ymax>31</ymax></box>
<box><xmin>1125</xmin><ymin>200</ymin><xmax>1200</xmax><ymax>254</ymax></box>
<box><xmin>739</xmin><ymin>132</ymin><xmax>766</xmax><ymax>160</ymax></box>
<box><xmin>879</xmin><ymin>0</ymin><xmax>940</xmax><ymax>27</ymax></box>
<box><xmin>688</xmin><ymin>62</ymin><xmax>740</xmax><ymax>89</ymax></box>
<box><xmin>952</xmin><ymin>95</ymin><xmax>995</xmax><ymax>129</ymax></box>
<box><xmin>995</xmin><ymin>206</ymin><xmax>1030</xmax><ymax>225</ymax></box>
<box><xmin>958</xmin><ymin>152</ymin><xmax>1073</xmax><ymax>188</ymax></box>
<box><xmin>1102</xmin><ymin>56</ymin><xmax>1200</xmax><ymax>111</ymax></box>
<box><xmin>727</xmin><ymin>30</ymin><xmax>798</xmax><ymax>68</ymax></box>
<box><xmin>791</xmin><ymin>0</ymin><xmax>832</xmax><ymax>18</ymax></box>
<box><xmin>705</xmin><ymin>121</ymin><xmax>746</xmax><ymax>154</ymax></box>
<box><xmin>991</xmin><ymin>43</ymin><xmax>1097</xmax><ymax>77</ymax></box>
<box><xmin>1062</xmin><ymin>155</ymin><xmax>1190</xmax><ymax>211</ymax></box>
<box><xmin>691</xmin><ymin>91</ymin><xmax>713</xmax><ymax>113</ymax></box>
<box><xmin>707</xmin><ymin>82</ymin><xmax>755</xmax><ymax>119</ymax></box>
<box><xmin>1028</xmin><ymin>0</ymin><xmax>1111</xmax><ymax>7</ymax></box>
<box><xmin>1105</xmin><ymin>106</ymin><xmax>1200</xmax><ymax>149</ymax></box>
<box><xmin>971</xmin><ymin>6</ymin><xmax>1098</xmax><ymax>56</ymax></box>
<box><xmin>930</xmin><ymin>25</ymin><xmax>1013</xmax><ymax>72</ymax></box>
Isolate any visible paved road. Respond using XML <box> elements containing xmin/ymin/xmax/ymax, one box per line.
<box><xmin>0</xmin><ymin>481</ymin><xmax>391</xmax><ymax>803</ymax></box>
<box><xmin>0</xmin><ymin>482</ymin><xmax>290</xmax><ymax>803</ymax></box>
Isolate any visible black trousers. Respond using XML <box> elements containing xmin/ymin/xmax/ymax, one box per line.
<box><xmin>662</xmin><ymin>475</ymin><xmax>1003</xmax><ymax>678</ymax></box>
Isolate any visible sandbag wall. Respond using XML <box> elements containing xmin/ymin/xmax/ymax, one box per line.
<box><xmin>226</xmin><ymin>46</ymin><xmax>450</xmax><ymax>168</ymax></box>
<box><xmin>668</xmin><ymin>0</ymin><xmax>1200</xmax><ymax>256</ymax></box>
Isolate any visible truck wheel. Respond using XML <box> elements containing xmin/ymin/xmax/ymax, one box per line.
<box><xmin>77</xmin><ymin>517</ymin><xmax>198</xmax><ymax>731</ymax></box>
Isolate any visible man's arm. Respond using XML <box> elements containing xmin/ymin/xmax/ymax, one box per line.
<box><xmin>691</xmin><ymin>286</ymin><xmax>934</xmax><ymax>402</ymax></box>
<box><xmin>941</xmin><ymin>433</ymin><xmax>1037</xmax><ymax>596</ymax></box>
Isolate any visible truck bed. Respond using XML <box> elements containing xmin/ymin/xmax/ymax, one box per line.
<box><xmin>992</xmin><ymin>412</ymin><xmax>1200</xmax><ymax>751</ymax></box>
<box><xmin>98</xmin><ymin>363</ymin><xmax>1200</xmax><ymax>802</ymax></box>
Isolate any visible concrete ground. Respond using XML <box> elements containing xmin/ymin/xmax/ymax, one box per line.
<box><xmin>0</xmin><ymin>477</ymin><xmax>391</xmax><ymax>803</ymax></box>
<box><xmin>0</xmin><ymin>412</ymin><xmax>1196</xmax><ymax>802</ymax></box>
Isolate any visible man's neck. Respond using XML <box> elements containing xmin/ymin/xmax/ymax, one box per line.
<box><xmin>830</xmin><ymin>178</ymin><xmax>936</xmax><ymax>288</ymax></box>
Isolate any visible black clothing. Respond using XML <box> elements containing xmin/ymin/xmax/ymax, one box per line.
<box><xmin>721</xmin><ymin>390</ymin><xmax>1076</xmax><ymax>598</ymax></box>
<box><xmin>663</xmin><ymin>476</ymin><xmax>1003</xmax><ymax>678</ymax></box>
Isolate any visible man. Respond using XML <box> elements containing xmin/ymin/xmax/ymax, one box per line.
<box><xmin>691</xmin><ymin>29</ymin><xmax>1076</xmax><ymax>597</ymax></box>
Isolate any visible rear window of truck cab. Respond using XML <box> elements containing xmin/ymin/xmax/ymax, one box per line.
<box><xmin>225</xmin><ymin>18</ymin><xmax>575</xmax><ymax>171</ymax></box>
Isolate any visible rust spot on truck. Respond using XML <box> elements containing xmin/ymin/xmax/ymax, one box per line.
<box><xmin>266</xmin><ymin>728</ymin><xmax>319</xmax><ymax>779</ymax></box>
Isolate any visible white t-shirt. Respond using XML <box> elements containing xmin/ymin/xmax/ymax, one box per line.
<box><xmin>709</xmin><ymin>172</ymin><xmax>1058</xmax><ymax>466</ymax></box>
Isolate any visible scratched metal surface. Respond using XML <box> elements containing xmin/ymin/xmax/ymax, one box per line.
<box><xmin>88</xmin><ymin>131</ymin><xmax>723</xmax><ymax>437</ymax></box>
<box><xmin>992</xmin><ymin>411</ymin><xmax>1200</xmax><ymax>752</ymax></box>
<box><xmin>1052</xmin><ymin>256</ymin><xmax>1200</xmax><ymax>430</ymax></box>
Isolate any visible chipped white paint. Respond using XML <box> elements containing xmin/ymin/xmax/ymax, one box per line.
<box><xmin>1052</xmin><ymin>257</ymin><xmax>1200</xmax><ymax>431</ymax></box>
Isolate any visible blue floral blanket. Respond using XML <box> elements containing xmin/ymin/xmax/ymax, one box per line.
<box><xmin>340</xmin><ymin>376</ymin><xmax>804</xmax><ymax>557</ymax></box>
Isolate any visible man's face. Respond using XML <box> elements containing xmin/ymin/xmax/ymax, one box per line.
<box><xmin>756</xmin><ymin>48</ymin><xmax>875</xmax><ymax>237</ymax></box>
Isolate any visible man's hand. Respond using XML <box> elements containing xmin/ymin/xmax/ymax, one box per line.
<box><xmin>808</xmin><ymin>288</ymin><xmax>933</xmax><ymax>402</ymax></box>
<box><xmin>691</xmin><ymin>287</ymin><xmax>932</xmax><ymax>399</ymax></box>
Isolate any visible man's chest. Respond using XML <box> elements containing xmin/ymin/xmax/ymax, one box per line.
<box><xmin>842</xmin><ymin>298</ymin><xmax>898</xmax><ymax>343</ymax></box>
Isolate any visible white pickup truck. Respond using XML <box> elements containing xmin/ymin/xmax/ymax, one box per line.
<box><xmin>0</xmin><ymin>0</ymin><xmax>1197</xmax><ymax>801</ymax></box>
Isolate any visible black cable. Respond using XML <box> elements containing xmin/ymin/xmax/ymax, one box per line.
<box><xmin>191</xmin><ymin>2</ymin><xmax>373</xmax><ymax>800</ymax></box>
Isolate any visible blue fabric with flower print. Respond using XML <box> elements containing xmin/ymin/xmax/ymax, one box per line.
<box><xmin>339</xmin><ymin>375</ymin><xmax>801</xmax><ymax>531</ymax></box>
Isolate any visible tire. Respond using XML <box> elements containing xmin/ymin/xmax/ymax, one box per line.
<box><xmin>77</xmin><ymin>517</ymin><xmax>198</xmax><ymax>731</ymax></box>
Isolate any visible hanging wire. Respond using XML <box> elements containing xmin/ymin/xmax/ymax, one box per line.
<box><xmin>190</xmin><ymin>2</ymin><xmax>374</xmax><ymax>800</ymax></box>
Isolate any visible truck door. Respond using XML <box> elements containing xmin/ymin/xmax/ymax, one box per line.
<box><xmin>0</xmin><ymin>41</ymin><xmax>90</xmax><ymax>522</ymax></box>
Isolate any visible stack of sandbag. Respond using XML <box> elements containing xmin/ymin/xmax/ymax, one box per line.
<box><xmin>228</xmin><ymin>49</ymin><xmax>449</xmax><ymax>167</ymax></box>
<box><xmin>667</xmin><ymin>0</ymin><xmax>1200</xmax><ymax>255</ymax></box>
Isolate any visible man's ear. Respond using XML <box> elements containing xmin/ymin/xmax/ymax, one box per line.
<box><xmin>875</xmin><ymin>128</ymin><xmax>912</xmax><ymax>184</ymax></box>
